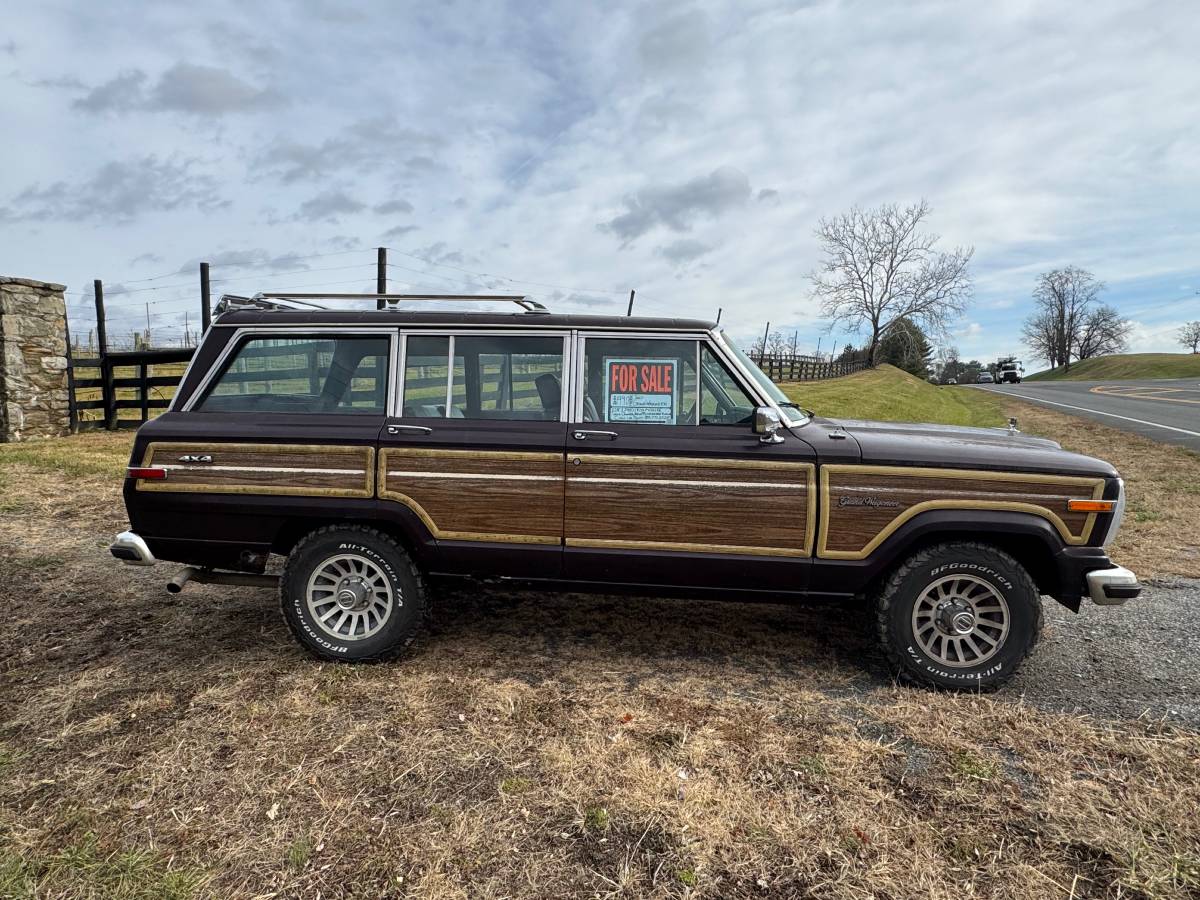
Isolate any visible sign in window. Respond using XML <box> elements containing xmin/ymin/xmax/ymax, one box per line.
<box><xmin>603</xmin><ymin>358</ymin><xmax>679</xmax><ymax>424</ymax></box>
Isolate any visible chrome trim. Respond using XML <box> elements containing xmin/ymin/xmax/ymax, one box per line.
<box><xmin>209</xmin><ymin>320</ymin><xmax>714</xmax><ymax>333</ymax></box>
<box><xmin>110</xmin><ymin>530</ymin><xmax>155</xmax><ymax>566</ymax></box>
<box><xmin>1086</xmin><ymin>565</ymin><xmax>1140</xmax><ymax>605</ymax></box>
<box><xmin>1100</xmin><ymin>478</ymin><xmax>1126</xmax><ymax>548</ymax></box>
<box><xmin>181</xmin><ymin>327</ymin><xmax>399</xmax><ymax>413</ymax></box>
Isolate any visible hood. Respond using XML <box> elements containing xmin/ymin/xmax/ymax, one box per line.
<box><xmin>817</xmin><ymin>417</ymin><xmax>1118</xmax><ymax>478</ymax></box>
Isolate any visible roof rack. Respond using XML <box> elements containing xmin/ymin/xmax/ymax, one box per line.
<box><xmin>215</xmin><ymin>292</ymin><xmax>550</xmax><ymax>314</ymax></box>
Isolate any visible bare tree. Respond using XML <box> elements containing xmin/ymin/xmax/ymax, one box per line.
<box><xmin>1179</xmin><ymin>321</ymin><xmax>1200</xmax><ymax>354</ymax></box>
<box><xmin>1021</xmin><ymin>309</ymin><xmax>1060</xmax><ymax>369</ymax></box>
<box><xmin>809</xmin><ymin>201</ymin><xmax>973</xmax><ymax>366</ymax></box>
<box><xmin>1075</xmin><ymin>303</ymin><xmax>1131</xmax><ymax>360</ymax></box>
<box><xmin>1023</xmin><ymin>267</ymin><xmax>1107</xmax><ymax>372</ymax></box>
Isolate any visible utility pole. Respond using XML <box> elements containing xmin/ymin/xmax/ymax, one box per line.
<box><xmin>815</xmin><ymin>336</ymin><xmax>822</xmax><ymax>360</ymax></box>
<box><xmin>626</xmin><ymin>289</ymin><xmax>635</xmax><ymax>316</ymax></box>
<box><xmin>376</xmin><ymin>247</ymin><xmax>387</xmax><ymax>309</ymax></box>
<box><xmin>791</xmin><ymin>331</ymin><xmax>798</xmax><ymax>355</ymax></box>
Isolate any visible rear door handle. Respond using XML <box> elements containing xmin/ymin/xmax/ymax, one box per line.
<box><xmin>387</xmin><ymin>425</ymin><xmax>433</xmax><ymax>436</ymax></box>
<box><xmin>572</xmin><ymin>430</ymin><xmax>618</xmax><ymax>441</ymax></box>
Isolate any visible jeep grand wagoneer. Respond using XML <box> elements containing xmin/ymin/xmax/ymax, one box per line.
<box><xmin>110</xmin><ymin>293</ymin><xmax>1140</xmax><ymax>689</ymax></box>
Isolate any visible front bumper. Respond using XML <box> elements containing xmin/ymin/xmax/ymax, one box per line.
<box><xmin>110</xmin><ymin>531</ymin><xmax>156</xmax><ymax>566</ymax></box>
<box><xmin>1085</xmin><ymin>565</ymin><xmax>1141</xmax><ymax>606</ymax></box>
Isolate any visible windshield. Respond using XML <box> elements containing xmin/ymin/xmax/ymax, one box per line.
<box><xmin>720</xmin><ymin>332</ymin><xmax>809</xmax><ymax>423</ymax></box>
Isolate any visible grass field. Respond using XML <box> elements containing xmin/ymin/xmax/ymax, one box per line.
<box><xmin>779</xmin><ymin>365</ymin><xmax>1006</xmax><ymax>428</ymax></box>
<box><xmin>2</xmin><ymin>374</ymin><xmax>1199</xmax><ymax>897</ymax></box>
<box><xmin>1026</xmin><ymin>353</ymin><xmax>1200</xmax><ymax>381</ymax></box>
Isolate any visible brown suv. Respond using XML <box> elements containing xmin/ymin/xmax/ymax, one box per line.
<box><xmin>110</xmin><ymin>293</ymin><xmax>1140</xmax><ymax>689</ymax></box>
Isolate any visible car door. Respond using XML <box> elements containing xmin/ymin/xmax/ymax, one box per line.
<box><xmin>562</xmin><ymin>332</ymin><xmax>817</xmax><ymax>593</ymax></box>
<box><xmin>375</xmin><ymin>330</ymin><xmax>570</xmax><ymax>579</ymax></box>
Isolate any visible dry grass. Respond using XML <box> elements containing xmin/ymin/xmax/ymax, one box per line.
<box><xmin>997</xmin><ymin>398</ymin><xmax>1200</xmax><ymax>580</ymax></box>
<box><xmin>1</xmin><ymin>432</ymin><xmax>1199</xmax><ymax>898</ymax></box>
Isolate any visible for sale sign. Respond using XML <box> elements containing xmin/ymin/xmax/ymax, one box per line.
<box><xmin>603</xmin><ymin>358</ymin><xmax>679</xmax><ymax>424</ymax></box>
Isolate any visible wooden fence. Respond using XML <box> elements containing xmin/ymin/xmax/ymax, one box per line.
<box><xmin>68</xmin><ymin>347</ymin><xmax>195</xmax><ymax>431</ymax></box>
<box><xmin>753</xmin><ymin>353</ymin><xmax>869</xmax><ymax>382</ymax></box>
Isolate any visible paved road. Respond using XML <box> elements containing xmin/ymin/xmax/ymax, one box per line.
<box><xmin>1005</xmin><ymin>577</ymin><xmax>1200</xmax><ymax>726</ymax></box>
<box><xmin>975</xmin><ymin>378</ymin><xmax>1200</xmax><ymax>450</ymax></box>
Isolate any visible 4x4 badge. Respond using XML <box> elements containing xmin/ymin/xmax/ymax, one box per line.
<box><xmin>178</xmin><ymin>454</ymin><xmax>213</xmax><ymax>464</ymax></box>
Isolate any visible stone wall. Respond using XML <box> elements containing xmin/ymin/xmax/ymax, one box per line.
<box><xmin>0</xmin><ymin>277</ymin><xmax>71</xmax><ymax>441</ymax></box>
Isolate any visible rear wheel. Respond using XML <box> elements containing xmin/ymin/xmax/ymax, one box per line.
<box><xmin>875</xmin><ymin>542</ymin><xmax>1041</xmax><ymax>690</ymax></box>
<box><xmin>280</xmin><ymin>525</ymin><xmax>427</xmax><ymax>662</ymax></box>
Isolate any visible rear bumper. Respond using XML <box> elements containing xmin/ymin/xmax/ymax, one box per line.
<box><xmin>110</xmin><ymin>531</ymin><xmax>156</xmax><ymax>566</ymax></box>
<box><xmin>1085</xmin><ymin>565</ymin><xmax>1142</xmax><ymax>606</ymax></box>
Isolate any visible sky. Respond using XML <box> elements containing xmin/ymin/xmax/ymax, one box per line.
<box><xmin>2</xmin><ymin>0</ymin><xmax>1198</xmax><ymax>366</ymax></box>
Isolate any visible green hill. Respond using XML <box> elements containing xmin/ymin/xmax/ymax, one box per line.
<box><xmin>1026</xmin><ymin>353</ymin><xmax>1200</xmax><ymax>381</ymax></box>
<box><xmin>779</xmin><ymin>364</ymin><xmax>1005</xmax><ymax>428</ymax></box>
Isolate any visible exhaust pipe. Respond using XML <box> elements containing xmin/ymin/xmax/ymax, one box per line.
<box><xmin>167</xmin><ymin>567</ymin><xmax>280</xmax><ymax>594</ymax></box>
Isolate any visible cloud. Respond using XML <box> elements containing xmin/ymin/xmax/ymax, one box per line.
<box><xmin>173</xmin><ymin>249</ymin><xmax>312</xmax><ymax>274</ymax></box>
<box><xmin>254</xmin><ymin>118</ymin><xmax>443</xmax><ymax>183</ymax></box>
<box><xmin>383</xmin><ymin>224</ymin><xmax>419</xmax><ymax>239</ymax></box>
<box><xmin>657</xmin><ymin>238</ymin><xmax>713</xmax><ymax>266</ymax></box>
<box><xmin>638</xmin><ymin>11</ymin><xmax>711</xmax><ymax>74</ymax></box>
<box><xmin>296</xmin><ymin>190</ymin><xmax>365</xmax><ymax>222</ymax></box>
<box><xmin>599</xmin><ymin>167</ymin><xmax>752</xmax><ymax>243</ymax></box>
<box><xmin>72</xmin><ymin>69</ymin><xmax>147</xmax><ymax>112</ymax></box>
<box><xmin>72</xmin><ymin>63</ymin><xmax>282</xmax><ymax>115</ymax></box>
<box><xmin>0</xmin><ymin>156</ymin><xmax>225</xmax><ymax>223</ymax></box>
<box><xmin>374</xmin><ymin>199</ymin><xmax>414</xmax><ymax>215</ymax></box>
<box><xmin>757</xmin><ymin>188</ymin><xmax>780</xmax><ymax>204</ymax></box>
<box><xmin>150</xmin><ymin>63</ymin><xmax>284</xmax><ymax>114</ymax></box>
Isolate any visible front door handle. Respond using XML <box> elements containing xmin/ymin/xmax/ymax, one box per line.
<box><xmin>573</xmin><ymin>429</ymin><xmax>618</xmax><ymax>441</ymax></box>
<box><xmin>387</xmin><ymin>425</ymin><xmax>433</xmax><ymax>436</ymax></box>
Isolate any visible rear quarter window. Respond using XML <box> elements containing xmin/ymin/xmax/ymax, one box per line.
<box><xmin>195</xmin><ymin>335</ymin><xmax>390</xmax><ymax>414</ymax></box>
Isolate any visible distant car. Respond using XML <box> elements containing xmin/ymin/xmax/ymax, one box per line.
<box><xmin>977</xmin><ymin>372</ymin><xmax>995</xmax><ymax>384</ymax></box>
<box><xmin>946</xmin><ymin>378</ymin><xmax>958</xmax><ymax>385</ymax></box>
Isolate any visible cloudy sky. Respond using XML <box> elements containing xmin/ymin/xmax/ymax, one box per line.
<box><xmin>2</xmin><ymin>0</ymin><xmax>1198</xmax><ymax>364</ymax></box>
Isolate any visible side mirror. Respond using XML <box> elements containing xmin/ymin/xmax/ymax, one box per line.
<box><xmin>753</xmin><ymin>406</ymin><xmax>785</xmax><ymax>444</ymax></box>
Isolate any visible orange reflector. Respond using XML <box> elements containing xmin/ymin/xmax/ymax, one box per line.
<box><xmin>1067</xmin><ymin>499</ymin><xmax>1114</xmax><ymax>513</ymax></box>
<box><xmin>127</xmin><ymin>466</ymin><xmax>167</xmax><ymax>480</ymax></box>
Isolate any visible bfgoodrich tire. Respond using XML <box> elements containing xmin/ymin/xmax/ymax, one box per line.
<box><xmin>875</xmin><ymin>542</ymin><xmax>1042</xmax><ymax>691</ymax></box>
<box><xmin>280</xmin><ymin>525</ymin><xmax>427</xmax><ymax>662</ymax></box>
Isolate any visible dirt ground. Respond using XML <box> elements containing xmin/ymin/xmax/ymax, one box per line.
<box><xmin>1</xmin><ymin>428</ymin><xmax>1199</xmax><ymax>899</ymax></box>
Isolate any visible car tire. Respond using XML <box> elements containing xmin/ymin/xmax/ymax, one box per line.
<box><xmin>280</xmin><ymin>524</ymin><xmax>427</xmax><ymax>662</ymax></box>
<box><xmin>874</xmin><ymin>542</ymin><xmax>1042</xmax><ymax>691</ymax></box>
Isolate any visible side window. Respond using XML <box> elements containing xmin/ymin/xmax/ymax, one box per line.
<box><xmin>581</xmin><ymin>338</ymin><xmax>698</xmax><ymax>425</ymax></box>
<box><xmin>401</xmin><ymin>334</ymin><xmax>565</xmax><ymax>421</ymax></box>
<box><xmin>197</xmin><ymin>335</ymin><xmax>389</xmax><ymax>414</ymax></box>
<box><xmin>699</xmin><ymin>345</ymin><xmax>756</xmax><ymax>425</ymax></box>
<box><xmin>402</xmin><ymin>336</ymin><xmax>450</xmax><ymax>417</ymax></box>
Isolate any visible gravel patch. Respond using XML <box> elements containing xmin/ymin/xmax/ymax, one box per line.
<box><xmin>1004</xmin><ymin>578</ymin><xmax>1200</xmax><ymax>727</ymax></box>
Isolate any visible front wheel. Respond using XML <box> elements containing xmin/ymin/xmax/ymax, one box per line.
<box><xmin>280</xmin><ymin>525</ymin><xmax>427</xmax><ymax>662</ymax></box>
<box><xmin>874</xmin><ymin>542</ymin><xmax>1042</xmax><ymax>690</ymax></box>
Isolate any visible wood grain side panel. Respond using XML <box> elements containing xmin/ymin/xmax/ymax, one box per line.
<box><xmin>137</xmin><ymin>442</ymin><xmax>374</xmax><ymax>498</ymax></box>
<box><xmin>818</xmin><ymin>465</ymin><xmax>1106</xmax><ymax>559</ymax></box>
<box><xmin>565</xmin><ymin>454</ymin><xmax>814</xmax><ymax>557</ymax></box>
<box><xmin>379</xmin><ymin>448</ymin><xmax>564</xmax><ymax>545</ymax></box>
